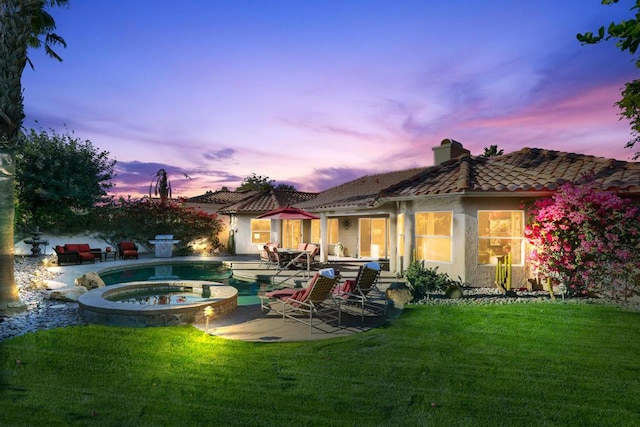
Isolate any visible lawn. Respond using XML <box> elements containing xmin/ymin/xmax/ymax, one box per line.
<box><xmin>1</xmin><ymin>303</ymin><xmax>639</xmax><ymax>426</ymax></box>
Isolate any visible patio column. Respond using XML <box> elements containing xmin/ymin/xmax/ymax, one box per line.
<box><xmin>403</xmin><ymin>211</ymin><xmax>414</xmax><ymax>269</ymax></box>
<box><xmin>319</xmin><ymin>213</ymin><xmax>328</xmax><ymax>263</ymax></box>
<box><xmin>388</xmin><ymin>212</ymin><xmax>397</xmax><ymax>273</ymax></box>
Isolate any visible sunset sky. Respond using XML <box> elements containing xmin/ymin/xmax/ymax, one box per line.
<box><xmin>21</xmin><ymin>0</ymin><xmax>638</xmax><ymax>197</ymax></box>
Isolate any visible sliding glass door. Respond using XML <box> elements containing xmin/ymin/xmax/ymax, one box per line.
<box><xmin>359</xmin><ymin>218</ymin><xmax>388</xmax><ymax>258</ymax></box>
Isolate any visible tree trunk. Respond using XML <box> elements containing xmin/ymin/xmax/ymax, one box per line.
<box><xmin>0</xmin><ymin>0</ymin><xmax>37</xmax><ymax>313</ymax></box>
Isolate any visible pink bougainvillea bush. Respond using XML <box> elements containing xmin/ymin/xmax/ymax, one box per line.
<box><xmin>525</xmin><ymin>180</ymin><xmax>640</xmax><ymax>297</ymax></box>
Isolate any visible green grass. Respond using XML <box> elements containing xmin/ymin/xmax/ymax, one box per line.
<box><xmin>1</xmin><ymin>303</ymin><xmax>639</xmax><ymax>426</ymax></box>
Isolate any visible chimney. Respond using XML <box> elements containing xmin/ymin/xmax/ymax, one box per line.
<box><xmin>432</xmin><ymin>138</ymin><xmax>470</xmax><ymax>165</ymax></box>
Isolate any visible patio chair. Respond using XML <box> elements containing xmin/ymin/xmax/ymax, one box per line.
<box><xmin>117</xmin><ymin>241</ymin><xmax>139</xmax><ymax>259</ymax></box>
<box><xmin>334</xmin><ymin>261</ymin><xmax>387</xmax><ymax>321</ymax></box>
<box><xmin>267</xmin><ymin>245</ymin><xmax>288</xmax><ymax>269</ymax></box>
<box><xmin>293</xmin><ymin>243</ymin><xmax>319</xmax><ymax>270</ymax></box>
<box><xmin>258</xmin><ymin>245</ymin><xmax>273</xmax><ymax>269</ymax></box>
<box><xmin>261</xmin><ymin>268</ymin><xmax>340</xmax><ymax>332</ymax></box>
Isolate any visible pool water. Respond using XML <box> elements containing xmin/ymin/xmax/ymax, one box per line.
<box><xmin>99</xmin><ymin>262</ymin><xmax>263</xmax><ymax>305</ymax></box>
<box><xmin>110</xmin><ymin>290</ymin><xmax>210</xmax><ymax>305</ymax></box>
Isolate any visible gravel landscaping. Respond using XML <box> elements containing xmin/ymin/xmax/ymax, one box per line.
<box><xmin>0</xmin><ymin>257</ymin><xmax>85</xmax><ymax>342</ymax></box>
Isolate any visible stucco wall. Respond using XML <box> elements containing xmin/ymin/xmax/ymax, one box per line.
<box><xmin>394</xmin><ymin>195</ymin><xmax>536</xmax><ymax>288</ymax></box>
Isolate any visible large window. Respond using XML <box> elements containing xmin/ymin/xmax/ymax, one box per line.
<box><xmin>328</xmin><ymin>219</ymin><xmax>339</xmax><ymax>244</ymax></box>
<box><xmin>309</xmin><ymin>219</ymin><xmax>338</xmax><ymax>244</ymax></box>
<box><xmin>282</xmin><ymin>219</ymin><xmax>301</xmax><ymax>249</ymax></box>
<box><xmin>251</xmin><ymin>219</ymin><xmax>271</xmax><ymax>244</ymax></box>
<box><xmin>477</xmin><ymin>210</ymin><xmax>523</xmax><ymax>265</ymax></box>
<box><xmin>311</xmin><ymin>220</ymin><xmax>320</xmax><ymax>243</ymax></box>
<box><xmin>415</xmin><ymin>212</ymin><xmax>452</xmax><ymax>262</ymax></box>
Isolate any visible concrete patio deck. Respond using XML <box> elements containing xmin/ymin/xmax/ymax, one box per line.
<box><xmin>47</xmin><ymin>255</ymin><xmax>403</xmax><ymax>342</ymax></box>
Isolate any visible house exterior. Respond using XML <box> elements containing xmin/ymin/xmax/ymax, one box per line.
<box><xmin>188</xmin><ymin>139</ymin><xmax>639</xmax><ymax>288</ymax></box>
<box><xmin>294</xmin><ymin>140</ymin><xmax>640</xmax><ymax>288</ymax></box>
<box><xmin>186</xmin><ymin>189</ymin><xmax>259</xmax><ymax>237</ymax></box>
<box><xmin>215</xmin><ymin>188</ymin><xmax>318</xmax><ymax>254</ymax></box>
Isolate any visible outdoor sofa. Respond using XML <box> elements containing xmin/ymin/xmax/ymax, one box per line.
<box><xmin>54</xmin><ymin>243</ymin><xmax>100</xmax><ymax>265</ymax></box>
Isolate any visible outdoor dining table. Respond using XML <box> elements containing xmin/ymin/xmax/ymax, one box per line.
<box><xmin>277</xmin><ymin>248</ymin><xmax>313</xmax><ymax>276</ymax></box>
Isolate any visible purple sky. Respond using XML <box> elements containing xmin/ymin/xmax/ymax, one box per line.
<box><xmin>21</xmin><ymin>0</ymin><xmax>638</xmax><ymax>197</ymax></box>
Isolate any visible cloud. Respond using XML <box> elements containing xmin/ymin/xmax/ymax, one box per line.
<box><xmin>203</xmin><ymin>148</ymin><xmax>236</xmax><ymax>161</ymax></box>
<box><xmin>110</xmin><ymin>160</ymin><xmax>245</xmax><ymax>197</ymax></box>
<box><xmin>301</xmin><ymin>167</ymin><xmax>371</xmax><ymax>192</ymax></box>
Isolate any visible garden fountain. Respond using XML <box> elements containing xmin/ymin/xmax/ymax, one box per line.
<box><xmin>23</xmin><ymin>226</ymin><xmax>48</xmax><ymax>256</ymax></box>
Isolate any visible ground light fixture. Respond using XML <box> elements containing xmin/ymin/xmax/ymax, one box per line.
<box><xmin>204</xmin><ymin>306</ymin><xmax>214</xmax><ymax>333</ymax></box>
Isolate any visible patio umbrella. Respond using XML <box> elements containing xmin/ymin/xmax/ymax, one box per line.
<box><xmin>255</xmin><ymin>206</ymin><xmax>320</xmax><ymax>220</ymax></box>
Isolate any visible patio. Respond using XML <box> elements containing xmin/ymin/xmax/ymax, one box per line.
<box><xmin>46</xmin><ymin>255</ymin><xmax>400</xmax><ymax>342</ymax></box>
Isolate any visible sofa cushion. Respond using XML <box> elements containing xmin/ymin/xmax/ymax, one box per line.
<box><xmin>65</xmin><ymin>244</ymin><xmax>80</xmax><ymax>252</ymax></box>
<box><xmin>123</xmin><ymin>249</ymin><xmax>138</xmax><ymax>258</ymax></box>
<box><xmin>77</xmin><ymin>244</ymin><xmax>91</xmax><ymax>252</ymax></box>
<box><xmin>55</xmin><ymin>245</ymin><xmax>65</xmax><ymax>253</ymax></box>
<box><xmin>78</xmin><ymin>252</ymin><xmax>95</xmax><ymax>262</ymax></box>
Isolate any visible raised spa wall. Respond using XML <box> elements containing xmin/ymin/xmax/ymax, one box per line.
<box><xmin>78</xmin><ymin>281</ymin><xmax>238</xmax><ymax>327</ymax></box>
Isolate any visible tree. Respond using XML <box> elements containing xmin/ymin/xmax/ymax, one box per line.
<box><xmin>236</xmin><ymin>173</ymin><xmax>297</xmax><ymax>191</ymax></box>
<box><xmin>150</xmin><ymin>168</ymin><xmax>171</xmax><ymax>203</ymax></box>
<box><xmin>15</xmin><ymin>128</ymin><xmax>115</xmax><ymax>235</ymax></box>
<box><xmin>481</xmin><ymin>145</ymin><xmax>504</xmax><ymax>157</ymax></box>
<box><xmin>577</xmin><ymin>0</ymin><xmax>640</xmax><ymax>159</ymax></box>
<box><xmin>236</xmin><ymin>173</ymin><xmax>274</xmax><ymax>191</ymax></box>
<box><xmin>274</xmin><ymin>183</ymin><xmax>296</xmax><ymax>191</ymax></box>
<box><xmin>0</xmin><ymin>0</ymin><xmax>68</xmax><ymax>313</ymax></box>
<box><xmin>150</xmin><ymin>168</ymin><xmax>190</xmax><ymax>204</ymax></box>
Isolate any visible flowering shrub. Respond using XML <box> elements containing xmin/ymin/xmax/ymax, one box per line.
<box><xmin>525</xmin><ymin>180</ymin><xmax>640</xmax><ymax>296</ymax></box>
<box><xmin>93</xmin><ymin>197</ymin><xmax>224</xmax><ymax>254</ymax></box>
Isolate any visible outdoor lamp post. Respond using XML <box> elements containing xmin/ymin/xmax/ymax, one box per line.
<box><xmin>204</xmin><ymin>306</ymin><xmax>214</xmax><ymax>334</ymax></box>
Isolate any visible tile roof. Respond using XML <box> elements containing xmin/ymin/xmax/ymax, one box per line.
<box><xmin>186</xmin><ymin>189</ymin><xmax>259</xmax><ymax>204</ymax></box>
<box><xmin>297</xmin><ymin>147</ymin><xmax>640</xmax><ymax>210</ymax></box>
<box><xmin>295</xmin><ymin>167</ymin><xmax>428</xmax><ymax>210</ymax></box>
<box><xmin>218</xmin><ymin>189</ymin><xmax>318</xmax><ymax>214</ymax></box>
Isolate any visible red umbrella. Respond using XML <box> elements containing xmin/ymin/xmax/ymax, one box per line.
<box><xmin>255</xmin><ymin>206</ymin><xmax>319</xmax><ymax>220</ymax></box>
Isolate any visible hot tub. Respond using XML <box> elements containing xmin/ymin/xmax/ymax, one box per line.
<box><xmin>78</xmin><ymin>280</ymin><xmax>237</xmax><ymax>327</ymax></box>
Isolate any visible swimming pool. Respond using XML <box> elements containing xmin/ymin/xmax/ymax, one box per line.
<box><xmin>99</xmin><ymin>261</ymin><xmax>264</xmax><ymax>306</ymax></box>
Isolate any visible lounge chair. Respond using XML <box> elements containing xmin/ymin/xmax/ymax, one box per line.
<box><xmin>334</xmin><ymin>261</ymin><xmax>387</xmax><ymax>321</ymax></box>
<box><xmin>260</xmin><ymin>268</ymin><xmax>340</xmax><ymax>332</ymax></box>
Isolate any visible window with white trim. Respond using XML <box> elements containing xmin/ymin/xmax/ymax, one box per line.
<box><xmin>477</xmin><ymin>210</ymin><xmax>524</xmax><ymax>265</ymax></box>
<box><xmin>415</xmin><ymin>211</ymin><xmax>452</xmax><ymax>262</ymax></box>
<box><xmin>251</xmin><ymin>219</ymin><xmax>271</xmax><ymax>244</ymax></box>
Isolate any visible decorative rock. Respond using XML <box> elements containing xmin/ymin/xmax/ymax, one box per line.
<box><xmin>386</xmin><ymin>282</ymin><xmax>413</xmax><ymax>307</ymax></box>
<box><xmin>75</xmin><ymin>272</ymin><xmax>106</xmax><ymax>290</ymax></box>
<box><xmin>44</xmin><ymin>280</ymin><xmax>68</xmax><ymax>290</ymax></box>
<box><xmin>445</xmin><ymin>285</ymin><xmax>463</xmax><ymax>299</ymax></box>
<box><xmin>49</xmin><ymin>287</ymin><xmax>87</xmax><ymax>302</ymax></box>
